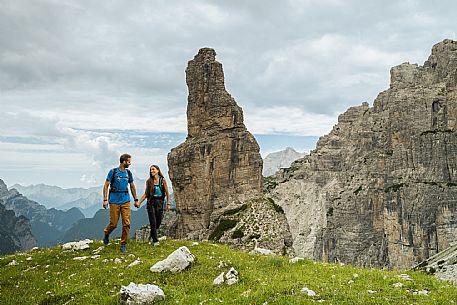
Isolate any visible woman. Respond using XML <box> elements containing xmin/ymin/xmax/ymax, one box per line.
<box><xmin>136</xmin><ymin>165</ymin><xmax>170</xmax><ymax>246</ymax></box>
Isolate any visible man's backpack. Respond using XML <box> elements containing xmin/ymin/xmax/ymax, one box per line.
<box><xmin>109</xmin><ymin>168</ymin><xmax>133</xmax><ymax>193</ymax></box>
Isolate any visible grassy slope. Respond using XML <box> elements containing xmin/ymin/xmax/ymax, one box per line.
<box><xmin>1</xmin><ymin>239</ymin><xmax>456</xmax><ymax>305</ymax></box>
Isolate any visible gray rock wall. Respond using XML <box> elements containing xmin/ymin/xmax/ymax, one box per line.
<box><xmin>270</xmin><ymin>39</ymin><xmax>457</xmax><ymax>269</ymax></box>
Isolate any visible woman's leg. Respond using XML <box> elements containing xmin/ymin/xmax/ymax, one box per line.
<box><xmin>147</xmin><ymin>201</ymin><xmax>158</xmax><ymax>242</ymax></box>
<box><xmin>155</xmin><ymin>200</ymin><xmax>164</xmax><ymax>230</ymax></box>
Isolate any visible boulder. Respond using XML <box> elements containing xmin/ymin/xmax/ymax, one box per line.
<box><xmin>150</xmin><ymin>246</ymin><xmax>195</xmax><ymax>273</ymax></box>
<box><xmin>120</xmin><ymin>282</ymin><xmax>165</xmax><ymax>304</ymax></box>
<box><xmin>225</xmin><ymin>267</ymin><xmax>239</xmax><ymax>285</ymax></box>
<box><xmin>62</xmin><ymin>239</ymin><xmax>93</xmax><ymax>251</ymax></box>
<box><xmin>212</xmin><ymin>272</ymin><xmax>225</xmax><ymax>285</ymax></box>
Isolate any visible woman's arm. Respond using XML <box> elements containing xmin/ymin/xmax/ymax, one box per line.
<box><xmin>164</xmin><ymin>179</ymin><xmax>171</xmax><ymax>211</ymax></box>
<box><xmin>136</xmin><ymin>181</ymin><xmax>149</xmax><ymax>208</ymax></box>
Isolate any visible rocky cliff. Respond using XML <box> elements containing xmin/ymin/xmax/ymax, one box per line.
<box><xmin>0</xmin><ymin>201</ymin><xmax>36</xmax><ymax>254</ymax></box>
<box><xmin>269</xmin><ymin>39</ymin><xmax>457</xmax><ymax>269</ymax></box>
<box><xmin>167</xmin><ymin>48</ymin><xmax>264</xmax><ymax>239</ymax></box>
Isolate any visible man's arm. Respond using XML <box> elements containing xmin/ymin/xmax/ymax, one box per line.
<box><xmin>130</xmin><ymin>182</ymin><xmax>138</xmax><ymax>204</ymax></box>
<box><xmin>103</xmin><ymin>180</ymin><xmax>110</xmax><ymax>209</ymax></box>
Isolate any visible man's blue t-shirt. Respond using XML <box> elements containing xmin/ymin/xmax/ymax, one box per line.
<box><xmin>107</xmin><ymin>168</ymin><xmax>133</xmax><ymax>204</ymax></box>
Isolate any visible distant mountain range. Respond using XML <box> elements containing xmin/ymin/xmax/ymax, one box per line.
<box><xmin>0</xmin><ymin>179</ymin><xmax>83</xmax><ymax>248</ymax></box>
<box><xmin>0</xmin><ymin>179</ymin><xmax>176</xmax><ymax>248</ymax></box>
<box><xmin>262</xmin><ymin>147</ymin><xmax>307</xmax><ymax>176</ymax></box>
<box><xmin>11</xmin><ymin>177</ymin><xmax>176</xmax><ymax>218</ymax></box>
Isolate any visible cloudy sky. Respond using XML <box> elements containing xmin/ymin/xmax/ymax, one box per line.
<box><xmin>1</xmin><ymin>0</ymin><xmax>456</xmax><ymax>188</ymax></box>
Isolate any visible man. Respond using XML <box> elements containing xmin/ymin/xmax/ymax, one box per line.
<box><xmin>102</xmin><ymin>153</ymin><xmax>138</xmax><ymax>253</ymax></box>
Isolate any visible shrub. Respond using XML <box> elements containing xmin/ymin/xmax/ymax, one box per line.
<box><xmin>209</xmin><ymin>219</ymin><xmax>238</xmax><ymax>241</ymax></box>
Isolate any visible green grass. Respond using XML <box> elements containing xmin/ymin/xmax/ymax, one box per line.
<box><xmin>1</xmin><ymin>239</ymin><xmax>457</xmax><ymax>304</ymax></box>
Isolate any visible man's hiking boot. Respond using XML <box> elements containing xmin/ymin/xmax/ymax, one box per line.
<box><xmin>120</xmin><ymin>245</ymin><xmax>127</xmax><ymax>253</ymax></box>
<box><xmin>103</xmin><ymin>234</ymin><xmax>109</xmax><ymax>245</ymax></box>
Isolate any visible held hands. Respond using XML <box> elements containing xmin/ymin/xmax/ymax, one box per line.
<box><xmin>103</xmin><ymin>200</ymin><xmax>108</xmax><ymax>209</ymax></box>
<box><xmin>134</xmin><ymin>202</ymin><xmax>140</xmax><ymax>209</ymax></box>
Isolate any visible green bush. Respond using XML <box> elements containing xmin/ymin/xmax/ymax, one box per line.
<box><xmin>209</xmin><ymin>219</ymin><xmax>238</xmax><ymax>241</ymax></box>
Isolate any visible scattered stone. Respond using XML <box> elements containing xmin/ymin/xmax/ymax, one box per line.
<box><xmin>62</xmin><ymin>239</ymin><xmax>93</xmax><ymax>251</ymax></box>
<box><xmin>92</xmin><ymin>246</ymin><xmax>104</xmax><ymax>254</ymax></box>
<box><xmin>367</xmin><ymin>290</ymin><xmax>377</xmax><ymax>294</ymax></box>
<box><xmin>114</xmin><ymin>258</ymin><xmax>123</xmax><ymax>264</ymax></box>
<box><xmin>158</xmin><ymin>236</ymin><xmax>167</xmax><ymax>241</ymax></box>
<box><xmin>128</xmin><ymin>259</ymin><xmax>142</xmax><ymax>268</ymax></box>
<box><xmin>347</xmin><ymin>280</ymin><xmax>354</xmax><ymax>284</ymax></box>
<box><xmin>217</xmin><ymin>261</ymin><xmax>226</xmax><ymax>269</ymax></box>
<box><xmin>397</xmin><ymin>274</ymin><xmax>412</xmax><ymax>281</ymax></box>
<box><xmin>191</xmin><ymin>242</ymin><xmax>199</xmax><ymax>246</ymax></box>
<box><xmin>300</xmin><ymin>287</ymin><xmax>318</xmax><ymax>296</ymax></box>
<box><xmin>212</xmin><ymin>272</ymin><xmax>225</xmax><ymax>285</ymax></box>
<box><xmin>26</xmin><ymin>257</ymin><xmax>32</xmax><ymax>261</ymax></box>
<box><xmin>289</xmin><ymin>257</ymin><xmax>305</xmax><ymax>263</ymax></box>
<box><xmin>150</xmin><ymin>246</ymin><xmax>195</xmax><ymax>273</ymax></box>
<box><xmin>31</xmin><ymin>247</ymin><xmax>39</xmax><ymax>251</ymax></box>
<box><xmin>120</xmin><ymin>282</ymin><xmax>165</xmax><ymax>304</ymax></box>
<box><xmin>249</xmin><ymin>246</ymin><xmax>275</xmax><ymax>256</ymax></box>
<box><xmin>225</xmin><ymin>267</ymin><xmax>239</xmax><ymax>285</ymax></box>
<box><xmin>241</xmin><ymin>289</ymin><xmax>251</xmax><ymax>297</ymax></box>
<box><xmin>352</xmin><ymin>273</ymin><xmax>359</xmax><ymax>278</ymax></box>
<box><xmin>73</xmin><ymin>256</ymin><xmax>89</xmax><ymax>261</ymax></box>
<box><xmin>393</xmin><ymin>282</ymin><xmax>404</xmax><ymax>288</ymax></box>
<box><xmin>8</xmin><ymin>260</ymin><xmax>19</xmax><ymax>266</ymax></box>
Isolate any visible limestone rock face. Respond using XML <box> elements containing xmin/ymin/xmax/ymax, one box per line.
<box><xmin>168</xmin><ymin>48</ymin><xmax>263</xmax><ymax>239</ymax></box>
<box><xmin>269</xmin><ymin>39</ymin><xmax>457</xmax><ymax>269</ymax></box>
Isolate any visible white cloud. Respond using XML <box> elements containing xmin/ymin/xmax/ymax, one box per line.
<box><xmin>245</xmin><ymin>106</ymin><xmax>336</xmax><ymax>136</ymax></box>
<box><xmin>80</xmin><ymin>174</ymin><xmax>97</xmax><ymax>185</ymax></box>
<box><xmin>1</xmin><ymin>0</ymin><xmax>457</xmax><ymax>187</ymax></box>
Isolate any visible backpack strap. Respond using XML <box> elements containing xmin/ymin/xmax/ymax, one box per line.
<box><xmin>159</xmin><ymin>177</ymin><xmax>165</xmax><ymax>200</ymax></box>
<box><xmin>109</xmin><ymin>168</ymin><xmax>129</xmax><ymax>193</ymax></box>
<box><xmin>109</xmin><ymin>168</ymin><xmax>117</xmax><ymax>188</ymax></box>
<box><xmin>126</xmin><ymin>168</ymin><xmax>133</xmax><ymax>183</ymax></box>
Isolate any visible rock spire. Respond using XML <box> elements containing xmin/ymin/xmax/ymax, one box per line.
<box><xmin>168</xmin><ymin>48</ymin><xmax>263</xmax><ymax>239</ymax></box>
